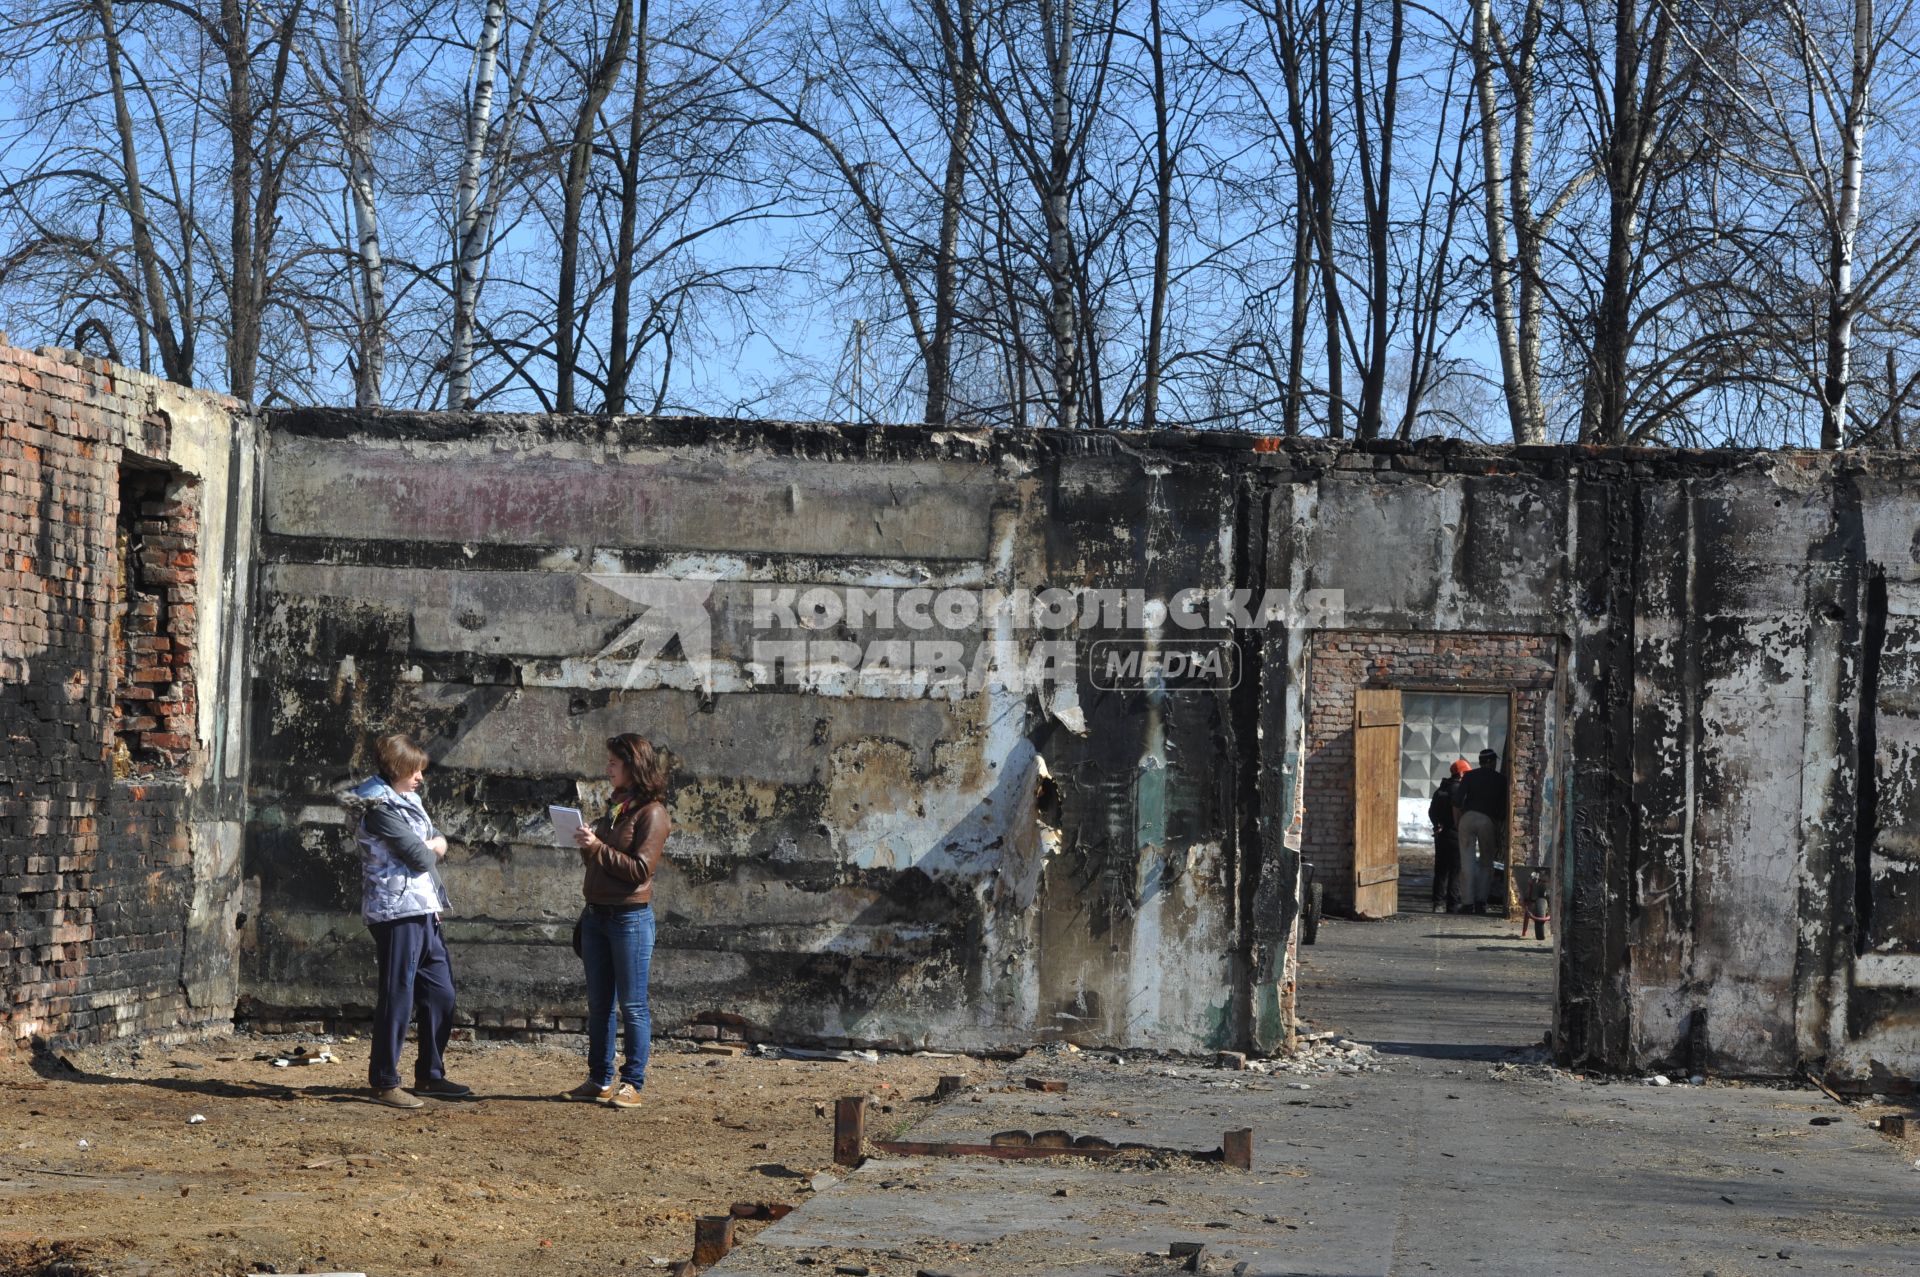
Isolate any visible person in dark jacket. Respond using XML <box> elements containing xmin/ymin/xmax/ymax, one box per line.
<box><xmin>1452</xmin><ymin>748</ymin><xmax>1509</xmax><ymax>914</ymax></box>
<box><xmin>342</xmin><ymin>732</ymin><xmax>471</xmax><ymax>1108</ymax></box>
<box><xmin>567</xmin><ymin>733</ymin><xmax>670</xmax><ymax>1109</ymax></box>
<box><xmin>1429</xmin><ymin>759</ymin><xmax>1470</xmax><ymax>911</ymax></box>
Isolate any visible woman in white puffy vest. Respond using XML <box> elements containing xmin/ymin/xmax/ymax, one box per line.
<box><xmin>342</xmin><ymin>733</ymin><xmax>472</xmax><ymax>1108</ymax></box>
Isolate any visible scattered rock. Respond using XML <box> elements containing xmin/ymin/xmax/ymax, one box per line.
<box><xmin>834</xmin><ymin>1265</ymin><xmax>870</xmax><ymax>1276</ymax></box>
<box><xmin>1647</xmin><ymin>1075</ymin><xmax>1671</xmax><ymax>1087</ymax></box>
<box><xmin>187</xmin><ymin>1115</ymin><xmax>207</xmax><ymax>1125</ymax></box>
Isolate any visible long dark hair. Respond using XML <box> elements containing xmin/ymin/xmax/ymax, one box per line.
<box><xmin>607</xmin><ymin>733</ymin><xmax>668</xmax><ymax>804</ymax></box>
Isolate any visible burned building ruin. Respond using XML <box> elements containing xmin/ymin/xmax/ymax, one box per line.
<box><xmin>3</xmin><ymin>341</ymin><xmax>1916</xmax><ymax>1088</ymax></box>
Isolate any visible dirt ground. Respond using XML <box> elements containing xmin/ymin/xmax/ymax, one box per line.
<box><xmin>0</xmin><ymin>1032</ymin><xmax>1002</xmax><ymax>1277</ymax></box>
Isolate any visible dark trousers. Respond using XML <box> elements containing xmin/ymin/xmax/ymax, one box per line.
<box><xmin>1433</xmin><ymin>832</ymin><xmax>1462</xmax><ymax>907</ymax></box>
<box><xmin>368</xmin><ymin>913</ymin><xmax>456</xmax><ymax>1090</ymax></box>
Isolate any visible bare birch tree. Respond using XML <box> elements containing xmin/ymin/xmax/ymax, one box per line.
<box><xmin>1672</xmin><ymin>0</ymin><xmax>1920</xmax><ymax>447</ymax></box>
<box><xmin>328</xmin><ymin>0</ymin><xmax>389</xmax><ymax>406</ymax></box>
<box><xmin>448</xmin><ymin>0</ymin><xmax>547</xmax><ymax>410</ymax></box>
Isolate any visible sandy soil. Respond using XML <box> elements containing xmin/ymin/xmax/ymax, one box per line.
<box><xmin>0</xmin><ymin>1033</ymin><xmax>999</xmax><ymax>1277</ymax></box>
<box><xmin>1859</xmin><ymin>1094</ymin><xmax>1920</xmax><ymax>1165</ymax></box>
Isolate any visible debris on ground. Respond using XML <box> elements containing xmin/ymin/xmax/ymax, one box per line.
<box><xmin>754</xmin><ymin>1044</ymin><xmax>883</xmax><ymax>1064</ymax></box>
<box><xmin>1485</xmin><ymin>1048</ymin><xmax>1584</xmax><ymax>1085</ymax></box>
<box><xmin>1246</xmin><ymin>1032</ymin><xmax>1385</xmax><ymax>1077</ymax></box>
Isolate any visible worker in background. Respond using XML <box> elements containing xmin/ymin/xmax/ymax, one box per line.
<box><xmin>1452</xmin><ymin>748</ymin><xmax>1508</xmax><ymax>915</ymax></box>
<box><xmin>1428</xmin><ymin>759</ymin><xmax>1470</xmax><ymax>912</ymax></box>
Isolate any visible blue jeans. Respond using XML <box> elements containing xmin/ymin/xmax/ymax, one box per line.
<box><xmin>580</xmin><ymin>904</ymin><xmax>654</xmax><ymax>1088</ymax></box>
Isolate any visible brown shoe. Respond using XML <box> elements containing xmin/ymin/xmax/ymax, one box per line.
<box><xmin>606</xmin><ymin>1083</ymin><xmax>642</xmax><ymax>1109</ymax></box>
<box><xmin>370</xmin><ymin>1086</ymin><xmax>425</xmax><ymax>1109</ymax></box>
<box><xmin>567</xmin><ymin>1081</ymin><xmax>614</xmax><ymax>1102</ymax></box>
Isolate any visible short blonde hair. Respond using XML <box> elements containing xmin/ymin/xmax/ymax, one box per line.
<box><xmin>374</xmin><ymin>733</ymin><xmax>430</xmax><ymax>783</ymax></box>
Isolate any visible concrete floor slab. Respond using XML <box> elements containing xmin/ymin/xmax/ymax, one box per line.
<box><xmin>711</xmin><ymin>911</ymin><xmax>1920</xmax><ymax>1276</ymax></box>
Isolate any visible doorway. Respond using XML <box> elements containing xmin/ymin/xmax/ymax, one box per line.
<box><xmin>1298</xmin><ymin>631</ymin><xmax>1561</xmax><ymax>920</ymax></box>
<box><xmin>1350</xmin><ymin>689</ymin><xmax>1513</xmax><ymax>917</ymax></box>
<box><xmin>1297</xmin><ymin>630</ymin><xmax>1566</xmax><ymax>1059</ymax></box>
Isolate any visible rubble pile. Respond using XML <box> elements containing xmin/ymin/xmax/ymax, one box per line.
<box><xmin>1485</xmin><ymin>1047</ymin><xmax>1583</xmax><ymax>1085</ymax></box>
<box><xmin>1250</xmin><ymin>1031</ymin><xmax>1386</xmax><ymax>1077</ymax></box>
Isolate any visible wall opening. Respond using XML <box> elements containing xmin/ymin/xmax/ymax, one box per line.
<box><xmin>1296</xmin><ymin>630</ymin><xmax>1562</xmax><ymax>1060</ymax></box>
<box><xmin>110</xmin><ymin>463</ymin><xmax>199</xmax><ymax>778</ymax></box>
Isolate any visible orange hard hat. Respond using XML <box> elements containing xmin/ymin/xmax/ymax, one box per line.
<box><xmin>1449</xmin><ymin>759</ymin><xmax>1471</xmax><ymax>777</ymax></box>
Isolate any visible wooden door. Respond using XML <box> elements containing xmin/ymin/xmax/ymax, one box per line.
<box><xmin>1353</xmin><ymin>688</ymin><xmax>1402</xmax><ymax>919</ymax></box>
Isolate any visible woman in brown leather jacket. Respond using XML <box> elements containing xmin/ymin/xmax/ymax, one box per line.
<box><xmin>567</xmin><ymin>733</ymin><xmax>670</xmax><ymax>1108</ymax></box>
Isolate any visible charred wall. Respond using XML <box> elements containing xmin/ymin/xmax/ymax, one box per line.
<box><xmin>0</xmin><ymin>344</ymin><xmax>256</xmax><ymax>1053</ymax></box>
<box><xmin>235</xmin><ymin>415</ymin><xmax>1920</xmax><ymax>1079</ymax></box>
<box><xmin>243</xmin><ymin>414</ymin><xmax>1270</xmax><ymax>1053</ymax></box>
<box><xmin>0</xmin><ymin>351</ymin><xmax>1898</xmax><ymax>1078</ymax></box>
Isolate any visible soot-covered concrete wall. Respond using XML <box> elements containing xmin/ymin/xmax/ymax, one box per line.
<box><xmin>221</xmin><ymin>408</ymin><xmax>1920</xmax><ymax>1082</ymax></box>
<box><xmin>242</xmin><ymin>413</ymin><xmax>1267</xmax><ymax>1054</ymax></box>
<box><xmin>0</xmin><ymin>344</ymin><xmax>256</xmax><ymax>1052</ymax></box>
<box><xmin>14</xmin><ymin>335</ymin><xmax>1913</xmax><ymax>1081</ymax></box>
<box><xmin>1270</xmin><ymin>449</ymin><xmax>1919</xmax><ymax>1085</ymax></box>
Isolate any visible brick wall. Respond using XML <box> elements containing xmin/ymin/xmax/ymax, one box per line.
<box><xmin>1299</xmin><ymin>631</ymin><xmax>1561</xmax><ymax>915</ymax></box>
<box><xmin>108</xmin><ymin>467</ymin><xmax>201</xmax><ymax>774</ymax></box>
<box><xmin>0</xmin><ymin>344</ymin><xmax>250</xmax><ymax>1053</ymax></box>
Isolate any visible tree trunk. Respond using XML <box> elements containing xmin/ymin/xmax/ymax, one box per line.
<box><xmin>220</xmin><ymin>0</ymin><xmax>257</xmax><ymax>402</ymax></box>
<box><xmin>1351</xmin><ymin>0</ymin><xmax>1402</xmax><ymax>440</ymax></box>
<box><xmin>333</xmin><ymin>0</ymin><xmax>387</xmax><ymax>408</ymax></box>
<box><xmin>95</xmin><ymin>0</ymin><xmax>189</xmax><ymax>384</ymax></box>
<box><xmin>1509</xmin><ymin>0</ymin><xmax>1547</xmax><ymax>442</ymax></box>
<box><xmin>449</xmin><ymin>0</ymin><xmax>510</xmax><ymax>410</ymax></box>
<box><xmin>1314</xmin><ymin>1</ymin><xmax>1342</xmax><ymax>437</ymax></box>
<box><xmin>1285</xmin><ymin>162</ymin><xmax>1309</xmax><ymax>437</ymax></box>
<box><xmin>1041</xmin><ymin>0</ymin><xmax>1079</xmax><ymax>429</ymax></box>
<box><xmin>926</xmin><ymin>0</ymin><xmax>978</xmax><ymax>427</ymax></box>
<box><xmin>1141</xmin><ymin>0</ymin><xmax>1172</xmax><ymax>429</ymax></box>
<box><xmin>1581</xmin><ymin>0</ymin><xmax>1667</xmax><ymax>444</ymax></box>
<box><xmin>1471</xmin><ymin>0</ymin><xmax>1531</xmax><ymax>444</ymax></box>
<box><xmin>605</xmin><ymin>0</ymin><xmax>651</xmax><ymax>414</ymax></box>
<box><xmin>1822</xmin><ymin>0</ymin><xmax>1871</xmax><ymax>450</ymax></box>
<box><xmin>556</xmin><ymin>0</ymin><xmax>634</xmax><ymax>414</ymax></box>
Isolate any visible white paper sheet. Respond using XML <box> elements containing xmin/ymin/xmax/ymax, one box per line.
<box><xmin>548</xmin><ymin>805</ymin><xmax>585</xmax><ymax>848</ymax></box>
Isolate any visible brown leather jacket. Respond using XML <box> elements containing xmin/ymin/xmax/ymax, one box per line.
<box><xmin>581</xmin><ymin>792</ymin><xmax>668</xmax><ymax>906</ymax></box>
